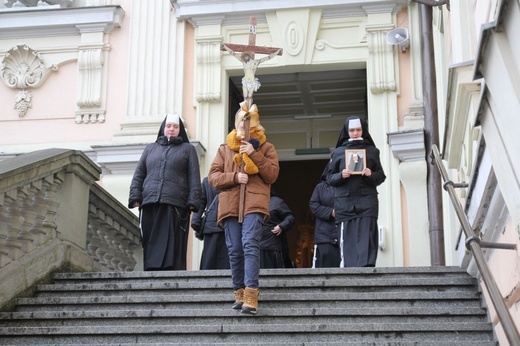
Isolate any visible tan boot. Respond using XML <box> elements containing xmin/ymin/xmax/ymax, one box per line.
<box><xmin>241</xmin><ymin>287</ymin><xmax>259</xmax><ymax>315</ymax></box>
<box><xmin>232</xmin><ymin>288</ymin><xmax>244</xmax><ymax>310</ymax></box>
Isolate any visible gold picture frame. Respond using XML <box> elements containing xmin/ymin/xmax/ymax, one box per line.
<box><xmin>345</xmin><ymin>149</ymin><xmax>366</xmax><ymax>174</ymax></box>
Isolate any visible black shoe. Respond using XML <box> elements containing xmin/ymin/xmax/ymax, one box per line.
<box><xmin>232</xmin><ymin>288</ymin><xmax>244</xmax><ymax>310</ymax></box>
<box><xmin>241</xmin><ymin>305</ymin><xmax>257</xmax><ymax>315</ymax></box>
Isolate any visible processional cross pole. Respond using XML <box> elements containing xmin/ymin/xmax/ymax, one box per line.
<box><xmin>220</xmin><ymin>16</ymin><xmax>283</xmax><ymax>223</ymax></box>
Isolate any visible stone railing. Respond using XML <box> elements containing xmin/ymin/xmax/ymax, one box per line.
<box><xmin>0</xmin><ymin>148</ymin><xmax>141</xmax><ymax>310</ymax></box>
<box><xmin>88</xmin><ymin>183</ymin><xmax>141</xmax><ymax>272</ymax></box>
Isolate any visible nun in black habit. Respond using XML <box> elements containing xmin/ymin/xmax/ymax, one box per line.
<box><xmin>309</xmin><ymin>162</ymin><xmax>340</xmax><ymax>268</ymax></box>
<box><xmin>191</xmin><ymin>176</ymin><xmax>230</xmax><ymax>270</ymax></box>
<box><xmin>129</xmin><ymin>114</ymin><xmax>202</xmax><ymax>271</ymax></box>
<box><xmin>260</xmin><ymin>187</ymin><xmax>295</xmax><ymax>269</ymax></box>
<box><xmin>327</xmin><ymin>116</ymin><xmax>386</xmax><ymax>267</ymax></box>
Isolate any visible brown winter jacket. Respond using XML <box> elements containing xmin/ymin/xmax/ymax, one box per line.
<box><xmin>208</xmin><ymin>133</ymin><xmax>279</xmax><ymax>225</ymax></box>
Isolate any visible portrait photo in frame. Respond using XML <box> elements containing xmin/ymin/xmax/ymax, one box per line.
<box><xmin>345</xmin><ymin>149</ymin><xmax>366</xmax><ymax>174</ymax></box>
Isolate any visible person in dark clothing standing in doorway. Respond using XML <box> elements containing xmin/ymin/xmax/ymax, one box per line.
<box><xmin>129</xmin><ymin>114</ymin><xmax>202</xmax><ymax>271</ymax></box>
<box><xmin>309</xmin><ymin>163</ymin><xmax>340</xmax><ymax>268</ymax></box>
<box><xmin>260</xmin><ymin>188</ymin><xmax>295</xmax><ymax>269</ymax></box>
<box><xmin>327</xmin><ymin>116</ymin><xmax>386</xmax><ymax>267</ymax></box>
<box><xmin>191</xmin><ymin>177</ymin><xmax>230</xmax><ymax>270</ymax></box>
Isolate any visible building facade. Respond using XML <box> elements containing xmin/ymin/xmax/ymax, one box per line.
<box><xmin>0</xmin><ymin>0</ymin><xmax>518</xmax><ymax>341</ymax></box>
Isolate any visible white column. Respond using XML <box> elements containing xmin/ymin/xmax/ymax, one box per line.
<box><xmin>194</xmin><ymin>24</ymin><xmax>225</xmax><ymax>171</ymax></box>
<box><xmin>116</xmin><ymin>0</ymin><xmax>179</xmax><ymax>143</ymax></box>
<box><xmin>387</xmin><ymin>129</ymin><xmax>429</xmax><ymax>266</ymax></box>
<box><xmin>365</xmin><ymin>12</ymin><xmax>403</xmax><ymax>266</ymax></box>
<box><xmin>399</xmin><ymin>160</ymin><xmax>431</xmax><ymax>265</ymax></box>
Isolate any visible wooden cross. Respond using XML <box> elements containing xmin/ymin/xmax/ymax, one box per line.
<box><xmin>220</xmin><ymin>17</ymin><xmax>283</xmax><ymax>59</ymax></box>
<box><xmin>221</xmin><ymin>16</ymin><xmax>283</xmax><ymax>109</ymax></box>
<box><xmin>220</xmin><ymin>16</ymin><xmax>283</xmax><ymax>223</ymax></box>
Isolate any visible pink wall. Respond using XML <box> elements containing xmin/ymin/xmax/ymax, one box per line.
<box><xmin>0</xmin><ymin>0</ymin><xmax>131</xmax><ymax>149</ymax></box>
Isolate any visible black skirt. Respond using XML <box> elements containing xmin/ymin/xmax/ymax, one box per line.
<box><xmin>139</xmin><ymin>204</ymin><xmax>190</xmax><ymax>271</ymax></box>
<box><xmin>260</xmin><ymin>250</ymin><xmax>285</xmax><ymax>269</ymax></box>
<box><xmin>200</xmin><ymin>232</ymin><xmax>230</xmax><ymax>270</ymax></box>
<box><xmin>313</xmin><ymin>243</ymin><xmax>341</xmax><ymax>268</ymax></box>
<box><xmin>339</xmin><ymin>217</ymin><xmax>378</xmax><ymax>267</ymax></box>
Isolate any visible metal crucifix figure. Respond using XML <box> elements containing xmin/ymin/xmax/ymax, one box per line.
<box><xmin>221</xmin><ymin>16</ymin><xmax>283</xmax><ymax>109</ymax></box>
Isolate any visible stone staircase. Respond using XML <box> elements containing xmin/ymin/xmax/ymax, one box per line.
<box><xmin>0</xmin><ymin>266</ymin><xmax>497</xmax><ymax>345</ymax></box>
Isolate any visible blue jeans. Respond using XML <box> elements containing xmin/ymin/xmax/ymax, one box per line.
<box><xmin>223</xmin><ymin>213</ymin><xmax>263</xmax><ymax>290</ymax></box>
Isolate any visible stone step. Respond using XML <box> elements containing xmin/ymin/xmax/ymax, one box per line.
<box><xmin>13</xmin><ymin>290</ymin><xmax>483</xmax><ymax>312</ymax></box>
<box><xmin>0</xmin><ymin>307</ymin><xmax>489</xmax><ymax>328</ymax></box>
<box><xmin>0</xmin><ymin>306</ymin><xmax>488</xmax><ymax>320</ymax></box>
<box><xmin>0</xmin><ymin>317</ymin><xmax>491</xmax><ymax>329</ymax></box>
<box><xmin>0</xmin><ymin>322</ymin><xmax>494</xmax><ymax>336</ymax></box>
<box><xmin>0</xmin><ymin>323</ymin><xmax>496</xmax><ymax>346</ymax></box>
<box><xmin>14</xmin><ymin>302</ymin><xmax>485</xmax><ymax>314</ymax></box>
<box><xmin>1</xmin><ymin>267</ymin><xmax>495</xmax><ymax>344</ymax></box>
<box><xmin>32</xmin><ymin>281</ymin><xmax>478</xmax><ymax>300</ymax></box>
<box><xmin>0</xmin><ymin>343</ymin><xmax>498</xmax><ymax>346</ymax></box>
<box><xmin>50</xmin><ymin>267</ymin><xmax>473</xmax><ymax>284</ymax></box>
<box><xmin>0</xmin><ymin>335</ymin><xmax>498</xmax><ymax>346</ymax></box>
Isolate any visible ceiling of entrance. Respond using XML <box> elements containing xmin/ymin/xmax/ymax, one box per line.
<box><xmin>229</xmin><ymin>69</ymin><xmax>368</xmax><ymax>159</ymax></box>
<box><xmin>230</xmin><ymin>69</ymin><xmax>367</xmax><ymax>120</ymax></box>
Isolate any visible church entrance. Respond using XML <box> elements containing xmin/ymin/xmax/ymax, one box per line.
<box><xmin>227</xmin><ymin>68</ymin><xmax>367</xmax><ymax>268</ymax></box>
<box><xmin>272</xmin><ymin>159</ymin><xmax>328</xmax><ymax>268</ymax></box>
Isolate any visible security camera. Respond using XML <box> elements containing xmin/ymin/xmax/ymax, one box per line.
<box><xmin>386</xmin><ymin>28</ymin><xmax>410</xmax><ymax>53</ymax></box>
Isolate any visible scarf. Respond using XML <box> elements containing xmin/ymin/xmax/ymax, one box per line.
<box><xmin>226</xmin><ymin>129</ymin><xmax>267</xmax><ymax>175</ymax></box>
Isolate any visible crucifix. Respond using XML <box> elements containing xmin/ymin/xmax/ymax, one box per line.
<box><xmin>221</xmin><ymin>16</ymin><xmax>283</xmax><ymax>109</ymax></box>
<box><xmin>221</xmin><ymin>16</ymin><xmax>283</xmax><ymax>223</ymax></box>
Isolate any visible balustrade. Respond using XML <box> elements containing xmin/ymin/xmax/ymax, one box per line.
<box><xmin>0</xmin><ymin>149</ymin><xmax>141</xmax><ymax>310</ymax></box>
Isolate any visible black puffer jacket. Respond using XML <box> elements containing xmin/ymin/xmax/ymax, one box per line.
<box><xmin>128</xmin><ymin>135</ymin><xmax>202</xmax><ymax>211</ymax></box>
<box><xmin>309</xmin><ymin>180</ymin><xmax>337</xmax><ymax>245</ymax></box>
<box><xmin>260</xmin><ymin>195</ymin><xmax>295</xmax><ymax>251</ymax></box>
<box><xmin>191</xmin><ymin>177</ymin><xmax>222</xmax><ymax>238</ymax></box>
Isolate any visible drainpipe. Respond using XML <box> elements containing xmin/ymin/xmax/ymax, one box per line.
<box><xmin>416</xmin><ymin>2</ymin><xmax>445</xmax><ymax>265</ymax></box>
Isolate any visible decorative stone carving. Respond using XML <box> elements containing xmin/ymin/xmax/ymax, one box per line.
<box><xmin>1</xmin><ymin>45</ymin><xmax>55</xmax><ymax>89</ymax></box>
<box><xmin>15</xmin><ymin>90</ymin><xmax>32</xmax><ymax>117</ymax></box>
<box><xmin>387</xmin><ymin>129</ymin><xmax>425</xmax><ymax>162</ymax></box>
<box><xmin>0</xmin><ymin>45</ymin><xmax>58</xmax><ymax>117</ymax></box>
<box><xmin>366</xmin><ymin>24</ymin><xmax>397</xmax><ymax>94</ymax></box>
<box><xmin>284</xmin><ymin>20</ymin><xmax>304</xmax><ymax>56</ymax></box>
<box><xmin>77</xmin><ymin>49</ymin><xmax>103</xmax><ymax>108</ymax></box>
<box><xmin>3</xmin><ymin>0</ymin><xmax>36</xmax><ymax>6</ymax></box>
<box><xmin>196</xmin><ymin>40</ymin><xmax>222</xmax><ymax>103</ymax></box>
<box><xmin>3</xmin><ymin>0</ymin><xmax>73</xmax><ymax>8</ymax></box>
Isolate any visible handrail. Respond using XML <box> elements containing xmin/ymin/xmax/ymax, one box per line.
<box><xmin>431</xmin><ymin>145</ymin><xmax>520</xmax><ymax>345</ymax></box>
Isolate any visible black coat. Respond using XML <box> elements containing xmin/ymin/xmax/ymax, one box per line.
<box><xmin>327</xmin><ymin>139</ymin><xmax>386</xmax><ymax>223</ymax></box>
<box><xmin>260</xmin><ymin>196</ymin><xmax>295</xmax><ymax>251</ymax></box>
<box><xmin>309</xmin><ymin>181</ymin><xmax>337</xmax><ymax>245</ymax></box>
<box><xmin>191</xmin><ymin>177</ymin><xmax>222</xmax><ymax>236</ymax></box>
<box><xmin>129</xmin><ymin>136</ymin><xmax>202</xmax><ymax>211</ymax></box>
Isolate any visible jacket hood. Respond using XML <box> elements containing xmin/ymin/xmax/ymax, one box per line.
<box><xmin>320</xmin><ymin>162</ymin><xmax>331</xmax><ymax>183</ymax></box>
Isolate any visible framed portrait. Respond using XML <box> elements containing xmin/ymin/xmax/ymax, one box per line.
<box><xmin>345</xmin><ymin>149</ymin><xmax>366</xmax><ymax>174</ymax></box>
